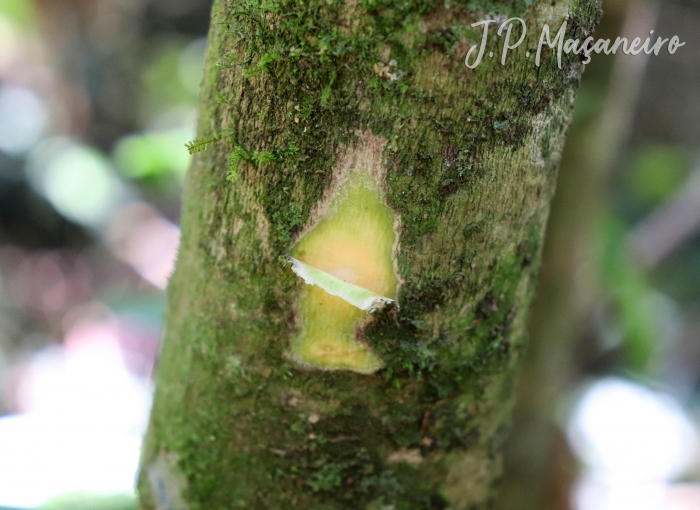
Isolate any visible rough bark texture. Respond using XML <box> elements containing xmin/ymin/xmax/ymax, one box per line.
<box><xmin>138</xmin><ymin>0</ymin><xmax>601</xmax><ymax>508</ymax></box>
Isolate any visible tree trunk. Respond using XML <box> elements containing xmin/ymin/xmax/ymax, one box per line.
<box><xmin>138</xmin><ymin>0</ymin><xmax>600</xmax><ymax>508</ymax></box>
<box><xmin>496</xmin><ymin>2</ymin><xmax>633</xmax><ymax>507</ymax></box>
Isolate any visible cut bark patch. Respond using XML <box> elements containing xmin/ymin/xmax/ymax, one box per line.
<box><xmin>287</xmin><ymin>143</ymin><xmax>399</xmax><ymax>374</ymax></box>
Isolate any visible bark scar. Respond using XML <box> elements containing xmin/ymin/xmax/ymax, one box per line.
<box><xmin>285</xmin><ymin>133</ymin><xmax>400</xmax><ymax>374</ymax></box>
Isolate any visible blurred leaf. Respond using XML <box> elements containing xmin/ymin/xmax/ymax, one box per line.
<box><xmin>39</xmin><ymin>493</ymin><xmax>135</xmax><ymax>510</ymax></box>
<box><xmin>114</xmin><ymin>129</ymin><xmax>191</xmax><ymax>182</ymax></box>
<box><xmin>0</xmin><ymin>0</ymin><xmax>36</xmax><ymax>30</ymax></box>
<box><xmin>141</xmin><ymin>39</ymin><xmax>198</xmax><ymax>120</ymax></box>
<box><xmin>178</xmin><ymin>38</ymin><xmax>207</xmax><ymax>96</ymax></box>
<box><xmin>596</xmin><ymin>212</ymin><xmax>659</xmax><ymax>373</ymax></box>
<box><xmin>572</xmin><ymin>84</ymin><xmax>603</xmax><ymax>125</ymax></box>
<box><xmin>27</xmin><ymin>139</ymin><xmax>127</xmax><ymax>228</ymax></box>
<box><xmin>627</xmin><ymin>144</ymin><xmax>690</xmax><ymax>207</ymax></box>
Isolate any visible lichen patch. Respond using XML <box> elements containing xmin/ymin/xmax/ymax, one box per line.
<box><xmin>146</xmin><ymin>452</ymin><xmax>189</xmax><ymax>510</ymax></box>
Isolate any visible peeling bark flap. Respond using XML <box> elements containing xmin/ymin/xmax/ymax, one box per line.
<box><xmin>284</xmin><ymin>256</ymin><xmax>395</xmax><ymax>312</ymax></box>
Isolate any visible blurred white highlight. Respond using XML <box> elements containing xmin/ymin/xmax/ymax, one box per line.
<box><xmin>0</xmin><ymin>416</ymin><xmax>141</xmax><ymax>508</ymax></box>
<box><xmin>0</xmin><ymin>86</ymin><xmax>47</xmax><ymax>155</ymax></box>
<box><xmin>568</xmin><ymin>377</ymin><xmax>699</xmax><ymax>510</ymax></box>
<box><xmin>0</xmin><ymin>303</ymin><xmax>150</xmax><ymax>508</ymax></box>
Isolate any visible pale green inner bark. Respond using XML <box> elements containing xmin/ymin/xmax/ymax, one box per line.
<box><xmin>289</xmin><ymin>171</ymin><xmax>398</xmax><ymax>373</ymax></box>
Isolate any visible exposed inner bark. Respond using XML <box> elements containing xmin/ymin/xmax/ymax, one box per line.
<box><xmin>289</xmin><ymin>168</ymin><xmax>399</xmax><ymax>373</ymax></box>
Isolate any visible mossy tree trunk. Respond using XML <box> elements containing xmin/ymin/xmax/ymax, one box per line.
<box><xmin>138</xmin><ymin>0</ymin><xmax>601</xmax><ymax>508</ymax></box>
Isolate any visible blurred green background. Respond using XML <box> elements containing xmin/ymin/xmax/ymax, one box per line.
<box><xmin>0</xmin><ymin>0</ymin><xmax>699</xmax><ymax>509</ymax></box>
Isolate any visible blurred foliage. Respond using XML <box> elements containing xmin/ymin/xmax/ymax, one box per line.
<box><xmin>627</xmin><ymin>144</ymin><xmax>691</xmax><ymax>209</ymax></box>
<box><xmin>140</xmin><ymin>38</ymin><xmax>203</xmax><ymax>122</ymax></box>
<box><xmin>0</xmin><ymin>1</ymin><xmax>211</xmax><ymax>506</ymax></box>
<box><xmin>113</xmin><ymin>129</ymin><xmax>190</xmax><ymax>183</ymax></box>
<box><xmin>571</xmin><ymin>81</ymin><xmax>605</xmax><ymax>125</ymax></box>
<box><xmin>39</xmin><ymin>493</ymin><xmax>135</xmax><ymax>510</ymax></box>
<box><xmin>0</xmin><ymin>0</ymin><xmax>35</xmax><ymax>29</ymax></box>
<box><xmin>596</xmin><ymin>213</ymin><xmax>658</xmax><ymax>372</ymax></box>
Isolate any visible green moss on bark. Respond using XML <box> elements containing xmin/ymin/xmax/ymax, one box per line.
<box><xmin>138</xmin><ymin>0</ymin><xmax>601</xmax><ymax>508</ymax></box>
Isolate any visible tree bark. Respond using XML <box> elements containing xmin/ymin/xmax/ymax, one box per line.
<box><xmin>495</xmin><ymin>2</ymin><xmax>633</xmax><ymax>507</ymax></box>
<box><xmin>138</xmin><ymin>0</ymin><xmax>601</xmax><ymax>508</ymax></box>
